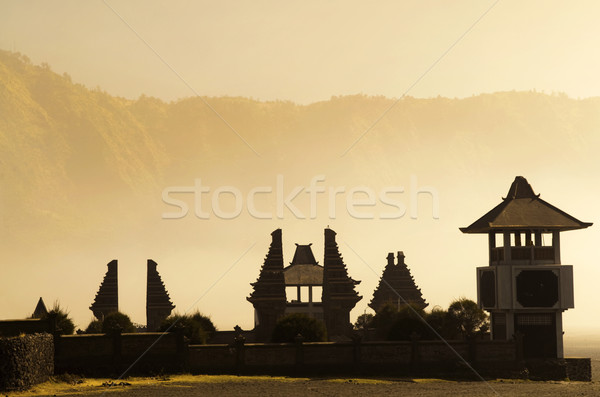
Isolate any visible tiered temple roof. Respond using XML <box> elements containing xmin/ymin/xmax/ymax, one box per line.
<box><xmin>247</xmin><ymin>229</ymin><xmax>287</xmax><ymax>341</ymax></box>
<box><xmin>369</xmin><ymin>251</ymin><xmax>427</xmax><ymax>313</ymax></box>
<box><xmin>146</xmin><ymin>259</ymin><xmax>175</xmax><ymax>331</ymax></box>
<box><xmin>322</xmin><ymin>228</ymin><xmax>362</xmax><ymax>337</ymax></box>
<box><xmin>247</xmin><ymin>229</ymin><xmax>287</xmax><ymax>304</ymax></box>
<box><xmin>89</xmin><ymin>260</ymin><xmax>118</xmax><ymax>320</ymax></box>
<box><xmin>460</xmin><ymin>176</ymin><xmax>592</xmax><ymax>233</ymax></box>
<box><xmin>322</xmin><ymin>229</ymin><xmax>361</xmax><ymax>301</ymax></box>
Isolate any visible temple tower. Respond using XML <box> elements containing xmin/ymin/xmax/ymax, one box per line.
<box><xmin>369</xmin><ymin>251</ymin><xmax>427</xmax><ymax>314</ymax></box>
<box><xmin>247</xmin><ymin>229</ymin><xmax>287</xmax><ymax>341</ymax></box>
<box><xmin>322</xmin><ymin>228</ymin><xmax>362</xmax><ymax>339</ymax></box>
<box><xmin>460</xmin><ymin>176</ymin><xmax>592</xmax><ymax>358</ymax></box>
<box><xmin>146</xmin><ymin>259</ymin><xmax>176</xmax><ymax>331</ymax></box>
<box><xmin>90</xmin><ymin>260</ymin><xmax>119</xmax><ymax>320</ymax></box>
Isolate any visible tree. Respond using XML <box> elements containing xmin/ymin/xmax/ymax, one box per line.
<box><xmin>447</xmin><ymin>298</ymin><xmax>489</xmax><ymax>339</ymax></box>
<box><xmin>159</xmin><ymin>311</ymin><xmax>216</xmax><ymax>344</ymax></box>
<box><xmin>101</xmin><ymin>312</ymin><xmax>135</xmax><ymax>334</ymax></box>
<box><xmin>271</xmin><ymin>313</ymin><xmax>327</xmax><ymax>343</ymax></box>
<box><xmin>354</xmin><ymin>313</ymin><xmax>374</xmax><ymax>331</ymax></box>
<box><xmin>43</xmin><ymin>302</ymin><xmax>75</xmax><ymax>335</ymax></box>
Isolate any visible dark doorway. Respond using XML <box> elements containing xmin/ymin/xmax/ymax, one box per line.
<box><xmin>514</xmin><ymin>313</ymin><xmax>557</xmax><ymax>358</ymax></box>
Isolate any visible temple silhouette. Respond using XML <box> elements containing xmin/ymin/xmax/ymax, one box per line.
<box><xmin>89</xmin><ymin>259</ymin><xmax>175</xmax><ymax>330</ymax></box>
<box><xmin>247</xmin><ymin>228</ymin><xmax>427</xmax><ymax>341</ymax></box>
<box><xmin>248</xmin><ymin>228</ymin><xmax>363</xmax><ymax>341</ymax></box>
<box><xmin>461</xmin><ymin>176</ymin><xmax>592</xmax><ymax>358</ymax></box>
<box><xmin>89</xmin><ymin>260</ymin><xmax>118</xmax><ymax>320</ymax></box>
<box><xmin>369</xmin><ymin>251</ymin><xmax>428</xmax><ymax>313</ymax></box>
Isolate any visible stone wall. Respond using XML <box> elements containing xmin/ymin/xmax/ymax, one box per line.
<box><xmin>55</xmin><ymin>331</ymin><xmax>187</xmax><ymax>376</ymax></box>
<box><xmin>0</xmin><ymin>333</ymin><xmax>54</xmax><ymax>391</ymax></box>
<box><xmin>0</xmin><ymin>319</ymin><xmax>52</xmax><ymax>337</ymax></box>
<box><xmin>189</xmin><ymin>338</ymin><xmax>521</xmax><ymax>377</ymax></box>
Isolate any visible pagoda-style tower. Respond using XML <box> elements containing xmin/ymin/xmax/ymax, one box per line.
<box><xmin>369</xmin><ymin>251</ymin><xmax>427</xmax><ymax>313</ymax></box>
<box><xmin>90</xmin><ymin>260</ymin><xmax>119</xmax><ymax>320</ymax></box>
<box><xmin>460</xmin><ymin>176</ymin><xmax>592</xmax><ymax>358</ymax></box>
<box><xmin>31</xmin><ymin>297</ymin><xmax>48</xmax><ymax>319</ymax></box>
<box><xmin>322</xmin><ymin>228</ymin><xmax>362</xmax><ymax>339</ymax></box>
<box><xmin>146</xmin><ymin>259</ymin><xmax>176</xmax><ymax>331</ymax></box>
<box><xmin>247</xmin><ymin>229</ymin><xmax>287</xmax><ymax>342</ymax></box>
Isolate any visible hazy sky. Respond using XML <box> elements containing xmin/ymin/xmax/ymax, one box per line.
<box><xmin>1</xmin><ymin>1</ymin><xmax>600</xmax><ymax>337</ymax></box>
<box><xmin>1</xmin><ymin>1</ymin><xmax>600</xmax><ymax>103</ymax></box>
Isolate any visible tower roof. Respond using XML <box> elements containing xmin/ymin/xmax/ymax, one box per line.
<box><xmin>369</xmin><ymin>251</ymin><xmax>427</xmax><ymax>313</ymax></box>
<box><xmin>146</xmin><ymin>260</ymin><xmax>175</xmax><ymax>310</ymax></box>
<box><xmin>247</xmin><ymin>229</ymin><xmax>286</xmax><ymax>304</ymax></box>
<box><xmin>322</xmin><ymin>228</ymin><xmax>362</xmax><ymax>303</ymax></box>
<box><xmin>31</xmin><ymin>297</ymin><xmax>48</xmax><ymax>319</ymax></box>
<box><xmin>460</xmin><ymin>176</ymin><xmax>592</xmax><ymax>233</ymax></box>
<box><xmin>290</xmin><ymin>244</ymin><xmax>318</xmax><ymax>266</ymax></box>
<box><xmin>90</xmin><ymin>260</ymin><xmax>119</xmax><ymax>319</ymax></box>
<box><xmin>284</xmin><ymin>244</ymin><xmax>323</xmax><ymax>285</ymax></box>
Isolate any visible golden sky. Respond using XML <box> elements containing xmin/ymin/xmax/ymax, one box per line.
<box><xmin>1</xmin><ymin>1</ymin><xmax>599</xmax><ymax>103</ymax></box>
<box><xmin>1</xmin><ymin>1</ymin><xmax>599</xmax><ymax>337</ymax></box>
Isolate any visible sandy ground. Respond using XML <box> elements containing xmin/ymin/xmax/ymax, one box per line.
<box><xmin>6</xmin><ymin>361</ymin><xmax>599</xmax><ymax>397</ymax></box>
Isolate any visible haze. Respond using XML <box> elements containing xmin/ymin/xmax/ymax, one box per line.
<box><xmin>0</xmin><ymin>1</ymin><xmax>599</xmax><ymax>341</ymax></box>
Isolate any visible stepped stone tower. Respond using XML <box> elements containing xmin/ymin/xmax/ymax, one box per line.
<box><xmin>247</xmin><ymin>229</ymin><xmax>287</xmax><ymax>341</ymax></box>
<box><xmin>90</xmin><ymin>260</ymin><xmax>118</xmax><ymax>320</ymax></box>
<box><xmin>322</xmin><ymin>228</ymin><xmax>362</xmax><ymax>339</ymax></box>
<box><xmin>461</xmin><ymin>176</ymin><xmax>592</xmax><ymax>358</ymax></box>
<box><xmin>369</xmin><ymin>251</ymin><xmax>427</xmax><ymax>313</ymax></box>
<box><xmin>31</xmin><ymin>297</ymin><xmax>48</xmax><ymax>319</ymax></box>
<box><xmin>146</xmin><ymin>259</ymin><xmax>176</xmax><ymax>331</ymax></box>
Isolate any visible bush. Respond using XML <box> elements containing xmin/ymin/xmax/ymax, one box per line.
<box><xmin>43</xmin><ymin>302</ymin><xmax>75</xmax><ymax>335</ymax></box>
<box><xmin>84</xmin><ymin>319</ymin><xmax>103</xmax><ymax>334</ymax></box>
<box><xmin>271</xmin><ymin>313</ymin><xmax>327</xmax><ymax>343</ymax></box>
<box><xmin>386</xmin><ymin>305</ymin><xmax>428</xmax><ymax>341</ymax></box>
<box><xmin>425</xmin><ymin>306</ymin><xmax>452</xmax><ymax>339</ymax></box>
<box><xmin>101</xmin><ymin>312</ymin><xmax>135</xmax><ymax>334</ymax></box>
<box><xmin>159</xmin><ymin>311</ymin><xmax>216</xmax><ymax>344</ymax></box>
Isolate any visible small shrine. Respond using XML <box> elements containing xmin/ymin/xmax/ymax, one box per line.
<box><xmin>460</xmin><ymin>176</ymin><xmax>592</xmax><ymax>358</ymax></box>
<box><xmin>369</xmin><ymin>251</ymin><xmax>427</xmax><ymax>313</ymax></box>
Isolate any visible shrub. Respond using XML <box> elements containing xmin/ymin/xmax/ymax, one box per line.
<box><xmin>43</xmin><ymin>302</ymin><xmax>75</xmax><ymax>335</ymax></box>
<box><xmin>84</xmin><ymin>319</ymin><xmax>103</xmax><ymax>334</ymax></box>
<box><xmin>101</xmin><ymin>312</ymin><xmax>135</xmax><ymax>334</ymax></box>
<box><xmin>159</xmin><ymin>311</ymin><xmax>216</xmax><ymax>344</ymax></box>
<box><xmin>271</xmin><ymin>313</ymin><xmax>327</xmax><ymax>343</ymax></box>
<box><xmin>386</xmin><ymin>305</ymin><xmax>428</xmax><ymax>341</ymax></box>
<box><xmin>353</xmin><ymin>313</ymin><xmax>374</xmax><ymax>331</ymax></box>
